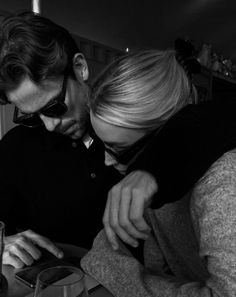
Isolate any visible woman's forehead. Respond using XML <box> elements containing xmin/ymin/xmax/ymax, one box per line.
<box><xmin>90</xmin><ymin>113</ymin><xmax>146</xmax><ymax>144</ymax></box>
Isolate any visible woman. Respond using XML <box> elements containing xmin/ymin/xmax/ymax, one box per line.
<box><xmin>81</xmin><ymin>48</ymin><xmax>236</xmax><ymax>296</ymax></box>
<box><xmin>89</xmin><ymin>48</ymin><xmax>236</xmax><ymax>251</ymax></box>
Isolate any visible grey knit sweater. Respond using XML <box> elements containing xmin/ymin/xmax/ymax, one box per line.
<box><xmin>81</xmin><ymin>149</ymin><xmax>236</xmax><ymax>297</ymax></box>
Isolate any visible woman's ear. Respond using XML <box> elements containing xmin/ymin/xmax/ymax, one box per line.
<box><xmin>73</xmin><ymin>53</ymin><xmax>89</xmax><ymax>81</ymax></box>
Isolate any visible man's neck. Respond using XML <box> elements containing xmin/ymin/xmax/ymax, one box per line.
<box><xmin>82</xmin><ymin>133</ymin><xmax>93</xmax><ymax>148</ymax></box>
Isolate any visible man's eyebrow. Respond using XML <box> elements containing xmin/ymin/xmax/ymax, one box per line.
<box><xmin>47</xmin><ymin>87</ymin><xmax>63</xmax><ymax>101</ymax></box>
<box><xmin>18</xmin><ymin>111</ymin><xmax>29</xmax><ymax>115</ymax></box>
<box><xmin>104</xmin><ymin>141</ymin><xmax>127</xmax><ymax>148</ymax></box>
<box><xmin>40</xmin><ymin>92</ymin><xmax>60</xmax><ymax>108</ymax></box>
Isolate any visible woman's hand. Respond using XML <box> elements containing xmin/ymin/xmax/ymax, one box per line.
<box><xmin>103</xmin><ymin>170</ymin><xmax>158</xmax><ymax>250</ymax></box>
<box><xmin>3</xmin><ymin>230</ymin><xmax>64</xmax><ymax>268</ymax></box>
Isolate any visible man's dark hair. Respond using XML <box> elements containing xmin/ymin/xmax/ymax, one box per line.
<box><xmin>0</xmin><ymin>11</ymin><xmax>79</xmax><ymax>104</ymax></box>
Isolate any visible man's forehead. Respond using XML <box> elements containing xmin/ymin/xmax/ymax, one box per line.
<box><xmin>7</xmin><ymin>77</ymin><xmax>62</xmax><ymax>113</ymax></box>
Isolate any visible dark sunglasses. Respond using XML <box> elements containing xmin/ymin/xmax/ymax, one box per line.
<box><xmin>105</xmin><ymin>127</ymin><xmax>162</xmax><ymax>165</ymax></box>
<box><xmin>0</xmin><ymin>92</ymin><xmax>10</xmax><ymax>105</ymax></box>
<box><xmin>13</xmin><ymin>75</ymin><xmax>68</xmax><ymax>128</ymax></box>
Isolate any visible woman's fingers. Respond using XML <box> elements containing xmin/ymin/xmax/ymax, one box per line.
<box><xmin>103</xmin><ymin>171</ymin><xmax>157</xmax><ymax>249</ymax></box>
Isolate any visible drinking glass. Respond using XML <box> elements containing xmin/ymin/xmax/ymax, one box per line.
<box><xmin>34</xmin><ymin>266</ymin><xmax>87</xmax><ymax>297</ymax></box>
<box><xmin>0</xmin><ymin>221</ymin><xmax>7</xmax><ymax>296</ymax></box>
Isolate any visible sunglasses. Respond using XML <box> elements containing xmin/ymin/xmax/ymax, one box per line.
<box><xmin>0</xmin><ymin>92</ymin><xmax>10</xmax><ymax>105</ymax></box>
<box><xmin>105</xmin><ymin>127</ymin><xmax>162</xmax><ymax>165</ymax></box>
<box><xmin>13</xmin><ymin>75</ymin><xmax>68</xmax><ymax>128</ymax></box>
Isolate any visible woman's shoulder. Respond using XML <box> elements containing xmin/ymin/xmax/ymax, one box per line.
<box><xmin>190</xmin><ymin>149</ymin><xmax>236</xmax><ymax>222</ymax></box>
<box><xmin>194</xmin><ymin>148</ymin><xmax>236</xmax><ymax>189</ymax></box>
<box><xmin>171</xmin><ymin>99</ymin><xmax>236</xmax><ymax>126</ymax></box>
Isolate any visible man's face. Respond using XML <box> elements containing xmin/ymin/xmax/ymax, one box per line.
<box><xmin>7</xmin><ymin>73</ymin><xmax>90</xmax><ymax>139</ymax></box>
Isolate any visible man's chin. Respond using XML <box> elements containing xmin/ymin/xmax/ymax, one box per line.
<box><xmin>65</xmin><ymin>129</ymin><xmax>84</xmax><ymax>140</ymax></box>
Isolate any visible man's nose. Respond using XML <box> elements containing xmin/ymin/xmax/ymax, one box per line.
<box><xmin>40</xmin><ymin>115</ymin><xmax>61</xmax><ymax>131</ymax></box>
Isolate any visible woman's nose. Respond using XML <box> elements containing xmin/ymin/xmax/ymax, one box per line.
<box><xmin>39</xmin><ymin>114</ymin><xmax>61</xmax><ymax>131</ymax></box>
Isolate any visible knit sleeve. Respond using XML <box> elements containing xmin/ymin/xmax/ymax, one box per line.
<box><xmin>189</xmin><ymin>149</ymin><xmax>236</xmax><ymax>296</ymax></box>
<box><xmin>142</xmin><ymin>150</ymin><xmax>236</xmax><ymax>297</ymax></box>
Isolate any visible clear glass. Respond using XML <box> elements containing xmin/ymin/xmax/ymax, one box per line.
<box><xmin>34</xmin><ymin>266</ymin><xmax>87</xmax><ymax>297</ymax></box>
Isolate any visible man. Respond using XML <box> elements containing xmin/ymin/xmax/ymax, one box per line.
<box><xmin>0</xmin><ymin>11</ymin><xmax>121</xmax><ymax>268</ymax></box>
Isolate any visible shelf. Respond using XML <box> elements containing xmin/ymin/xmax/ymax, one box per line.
<box><xmin>193</xmin><ymin>65</ymin><xmax>236</xmax><ymax>101</ymax></box>
<box><xmin>212</xmin><ymin>71</ymin><xmax>236</xmax><ymax>85</ymax></box>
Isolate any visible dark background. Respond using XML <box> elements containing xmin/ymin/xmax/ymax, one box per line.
<box><xmin>1</xmin><ymin>0</ymin><xmax>236</xmax><ymax>62</ymax></box>
<box><xmin>0</xmin><ymin>0</ymin><xmax>236</xmax><ymax>136</ymax></box>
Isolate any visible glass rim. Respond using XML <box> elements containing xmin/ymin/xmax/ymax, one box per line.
<box><xmin>37</xmin><ymin>265</ymin><xmax>84</xmax><ymax>287</ymax></box>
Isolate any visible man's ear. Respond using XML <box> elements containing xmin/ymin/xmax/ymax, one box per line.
<box><xmin>73</xmin><ymin>53</ymin><xmax>89</xmax><ymax>81</ymax></box>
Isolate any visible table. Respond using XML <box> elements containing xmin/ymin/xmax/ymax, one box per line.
<box><xmin>2</xmin><ymin>243</ymin><xmax>113</xmax><ymax>297</ymax></box>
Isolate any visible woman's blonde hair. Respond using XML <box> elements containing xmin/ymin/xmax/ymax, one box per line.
<box><xmin>90</xmin><ymin>49</ymin><xmax>198</xmax><ymax>130</ymax></box>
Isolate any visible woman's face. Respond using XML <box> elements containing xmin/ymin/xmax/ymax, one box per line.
<box><xmin>90</xmin><ymin>112</ymin><xmax>147</xmax><ymax>158</ymax></box>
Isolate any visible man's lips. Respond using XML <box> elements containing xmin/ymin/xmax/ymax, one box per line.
<box><xmin>62</xmin><ymin>123</ymin><xmax>80</xmax><ymax>137</ymax></box>
<box><xmin>57</xmin><ymin>122</ymin><xmax>75</xmax><ymax>134</ymax></box>
<box><xmin>55</xmin><ymin>122</ymin><xmax>85</xmax><ymax>139</ymax></box>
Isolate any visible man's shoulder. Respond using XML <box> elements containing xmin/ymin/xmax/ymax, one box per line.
<box><xmin>0</xmin><ymin>125</ymin><xmax>52</xmax><ymax>152</ymax></box>
<box><xmin>1</xmin><ymin>125</ymin><xmax>42</xmax><ymax>142</ymax></box>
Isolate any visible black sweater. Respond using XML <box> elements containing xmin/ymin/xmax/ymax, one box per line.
<box><xmin>129</xmin><ymin>98</ymin><xmax>236</xmax><ymax>208</ymax></box>
<box><xmin>0</xmin><ymin>125</ymin><xmax>121</xmax><ymax>248</ymax></box>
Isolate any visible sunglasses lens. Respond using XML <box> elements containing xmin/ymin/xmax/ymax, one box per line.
<box><xmin>16</xmin><ymin>115</ymin><xmax>43</xmax><ymax>127</ymax></box>
<box><xmin>106</xmin><ymin>129</ymin><xmax>161</xmax><ymax>164</ymax></box>
<box><xmin>105</xmin><ymin>144</ymin><xmax>141</xmax><ymax>164</ymax></box>
<box><xmin>0</xmin><ymin>92</ymin><xmax>9</xmax><ymax>105</ymax></box>
<box><xmin>42</xmin><ymin>102</ymin><xmax>67</xmax><ymax>118</ymax></box>
<box><xmin>13</xmin><ymin>75</ymin><xmax>68</xmax><ymax>127</ymax></box>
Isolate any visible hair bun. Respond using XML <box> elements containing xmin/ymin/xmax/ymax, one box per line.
<box><xmin>174</xmin><ymin>38</ymin><xmax>201</xmax><ymax>78</ymax></box>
